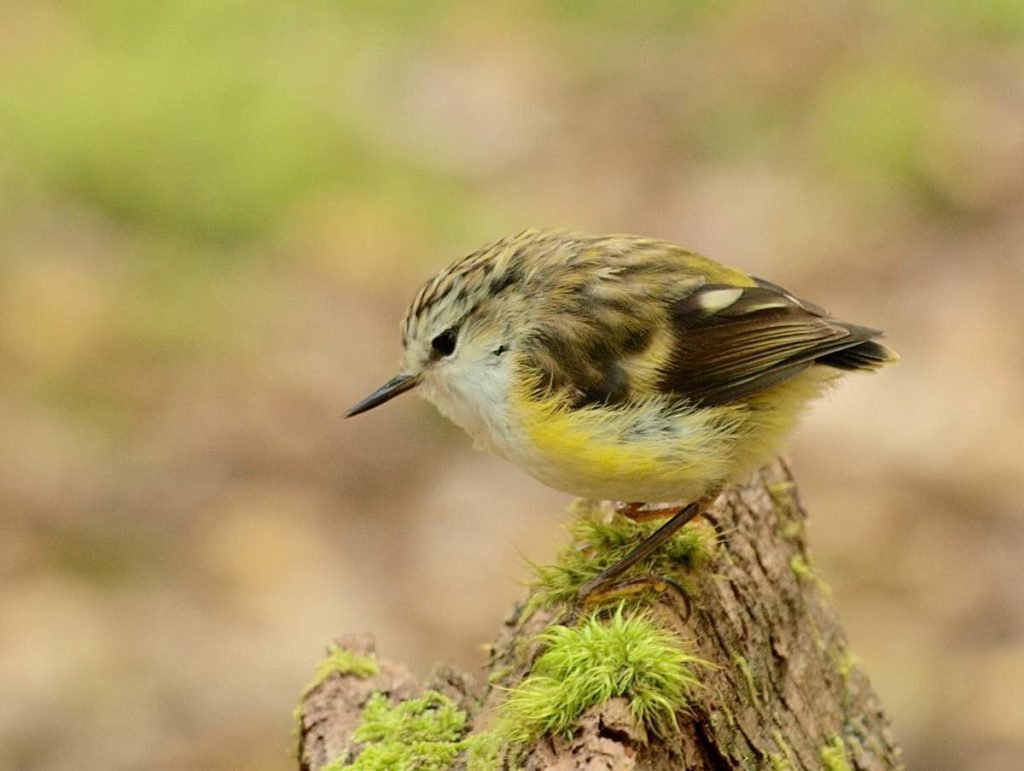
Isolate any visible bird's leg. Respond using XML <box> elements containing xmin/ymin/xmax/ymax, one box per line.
<box><xmin>575</xmin><ymin>495</ymin><xmax>714</xmax><ymax>613</ymax></box>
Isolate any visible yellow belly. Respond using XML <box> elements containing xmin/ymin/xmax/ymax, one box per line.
<box><xmin>508</xmin><ymin>369</ymin><xmax>836</xmax><ymax>503</ymax></box>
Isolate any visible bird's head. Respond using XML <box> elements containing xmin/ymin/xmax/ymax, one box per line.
<box><xmin>346</xmin><ymin>233</ymin><xmax>539</xmax><ymax>420</ymax></box>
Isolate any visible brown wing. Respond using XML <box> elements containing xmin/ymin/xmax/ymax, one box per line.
<box><xmin>658</xmin><ymin>278</ymin><xmax>893</xmax><ymax>406</ymax></box>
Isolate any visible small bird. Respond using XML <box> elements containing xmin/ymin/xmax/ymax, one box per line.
<box><xmin>347</xmin><ymin>229</ymin><xmax>896</xmax><ymax>601</ymax></box>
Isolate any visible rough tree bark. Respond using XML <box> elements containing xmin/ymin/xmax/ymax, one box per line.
<box><xmin>296</xmin><ymin>459</ymin><xmax>903</xmax><ymax>770</ymax></box>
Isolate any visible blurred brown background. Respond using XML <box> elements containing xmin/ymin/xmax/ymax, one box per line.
<box><xmin>1</xmin><ymin>2</ymin><xmax>1022</xmax><ymax>769</ymax></box>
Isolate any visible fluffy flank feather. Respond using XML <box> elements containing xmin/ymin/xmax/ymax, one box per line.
<box><xmin>509</xmin><ymin>364</ymin><xmax>745</xmax><ymax>502</ymax></box>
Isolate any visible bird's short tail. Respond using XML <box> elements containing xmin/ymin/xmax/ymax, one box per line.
<box><xmin>818</xmin><ymin>327</ymin><xmax>899</xmax><ymax>372</ymax></box>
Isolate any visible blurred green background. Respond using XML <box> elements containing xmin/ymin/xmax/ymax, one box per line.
<box><xmin>2</xmin><ymin>1</ymin><xmax>1022</xmax><ymax>769</ymax></box>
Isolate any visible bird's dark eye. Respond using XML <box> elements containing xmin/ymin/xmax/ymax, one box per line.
<box><xmin>431</xmin><ymin>328</ymin><xmax>458</xmax><ymax>357</ymax></box>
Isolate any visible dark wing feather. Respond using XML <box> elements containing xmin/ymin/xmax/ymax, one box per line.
<box><xmin>659</xmin><ymin>281</ymin><xmax>890</xmax><ymax>406</ymax></box>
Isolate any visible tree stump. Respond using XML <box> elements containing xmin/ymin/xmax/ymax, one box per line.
<box><xmin>295</xmin><ymin>459</ymin><xmax>903</xmax><ymax>770</ymax></box>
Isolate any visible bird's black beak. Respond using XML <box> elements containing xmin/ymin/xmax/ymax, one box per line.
<box><xmin>345</xmin><ymin>373</ymin><xmax>420</xmax><ymax>417</ymax></box>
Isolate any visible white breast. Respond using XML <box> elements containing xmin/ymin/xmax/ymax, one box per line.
<box><xmin>419</xmin><ymin>354</ymin><xmax>521</xmax><ymax>460</ymax></box>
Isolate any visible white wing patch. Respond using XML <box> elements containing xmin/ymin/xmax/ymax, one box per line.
<box><xmin>697</xmin><ymin>287</ymin><xmax>744</xmax><ymax>314</ymax></box>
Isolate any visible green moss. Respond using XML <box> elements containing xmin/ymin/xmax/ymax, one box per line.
<box><xmin>302</xmin><ymin>644</ymin><xmax>379</xmax><ymax>698</ymax></box>
<box><xmin>464</xmin><ymin>731</ymin><xmax>503</xmax><ymax>771</ymax></box>
<box><xmin>836</xmin><ymin>646</ymin><xmax>857</xmax><ymax>683</ymax></box>
<box><xmin>719</xmin><ymin>704</ymin><xmax>736</xmax><ymax>728</ymax></box>
<box><xmin>821</xmin><ymin>735</ymin><xmax>852</xmax><ymax>771</ymax></box>
<box><xmin>788</xmin><ymin>554</ymin><xmax>814</xmax><ymax>581</ymax></box>
<box><xmin>768</xmin><ymin>481</ymin><xmax>804</xmax><ymax>542</ymax></box>
<box><xmin>487</xmin><ymin>663</ymin><xmax>514</xmax><ymax>686</ymax></box>
<box><xmin>290</xmin><ymin>703</ymin><xmax>304</xmax><ymax>760</ymax></box>
<box><xmin>307</xmin><ymin>516</ymin><xmax>844</xmax><ymax>771</ymax></box>
<box><xmin>768</xmin><ymin>728</ymin><xmax>795</xmax><ymax>770</ymax></box>
<box><xmin>325</xmin><ymin>690</ymin><xmax>500</xmax><ymax>771</ymax></box>
<box><xmin>789</xmin><ymin>554</ymin><xmax>832</xmax><ymax>597</ymax></box>
<box><xmin>835</xmin><ymin>645</ymin><xmax>859</xmax><ymax>711</ymax></box>
<box><xmin>293</xmin><ymin>644</ymin><xmax>382</xmax><ymax>758</ymax></box>
<box><xmin>354</xmin><ymin>691</ymin><xmax>465</xmax><ymax>745</ymax></box>
<box><xmin>766</xmin><ymin>480</ymin><xmax>795</xmax><ymax>502</ymax></box>
<box><xmin>732</xmin><ymin>654</ymin><xmax>761</xmax><ymax>708</ymax></box>
<box><xmin>494</xmin><ymin>606</ymin><xmax>709</xmax><ymax>745</ymax></box>
<box><xmin>808</xmin><ymin>611</ymin><xmax>826</xmax><ymax>653</ymax></box>
<box><xmin>780</xmin><ymin>519</ymin><xmax>804</xmax><ymax>541</ymax></box>
<box><xmin>527</xmin><ymin>500</ymin><xmax>716</xmax><ymax>611</ymax></box>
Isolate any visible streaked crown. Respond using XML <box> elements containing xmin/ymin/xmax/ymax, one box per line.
<box><xmin>399</xmin><ymin>230</ymin><xmax>565</xmax><ymax>367</ymax></box>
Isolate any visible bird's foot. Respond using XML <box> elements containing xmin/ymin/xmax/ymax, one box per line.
<box><xmin>567</xmin><ymin>573</ymin><xmax>690</xmax><ymax>625</ymax></box>
<box><xmin>615</xmin><ymin>501</ymin><xmax>687</xmax><ymax>523</ymax></box>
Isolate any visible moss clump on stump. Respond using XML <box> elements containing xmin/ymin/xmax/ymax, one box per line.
<box><xmin>302</xmin><ymin>644</ymin><xmax>379</xmax><ymax>697</ymax></box>
<box><xmin>325</xmin><ymin>691</ymin><xmax>498</xmax><ymax>771</ymax></box>
<box><xmin>527</xmin><ymin>500</ymin><xmax>716</xmax><ymax>611</ymax></box>
<box><xmin>494</xmin><ymin>606</ymin><xmax>710</xmax><ymax>746</ymax></box>
<box><xmin>820</xmin><ymin>735</ymin><xmax>852</xmax><ymax>771</ymax></box>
